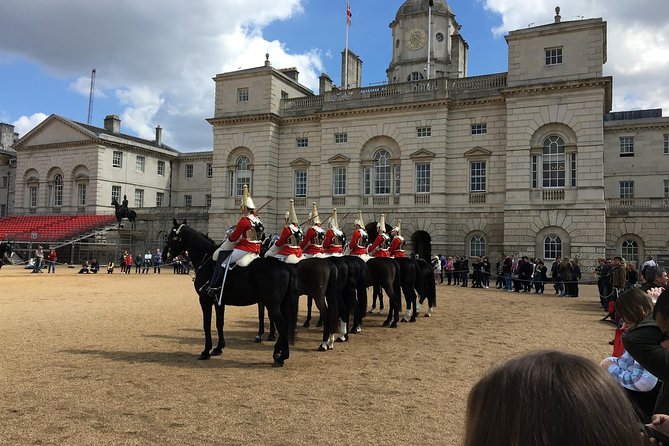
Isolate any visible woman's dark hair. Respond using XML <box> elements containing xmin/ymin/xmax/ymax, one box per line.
<box><xmin>464</xmin><ymin>351</ymin><xmax>643</xmax><ymax>446</ymax></box>
<box><xmin>654</xmin><ymin>287</ymin><xmax>669</xmax><ymax>319</ymax></box>
<box><xmin>616</xmin><ymin>288</ymin><xmax>654</xmax><ymax>326</ymax></box>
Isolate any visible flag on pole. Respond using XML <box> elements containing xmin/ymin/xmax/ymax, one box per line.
<box><xmin>429</xmin><ymin>0</ymin><xmax>434</xmax><ymax>6</ymax></box>
<box><xmin>346</xmin><ymin>1</ymin><xmax>352</xmax><ymax>25</ymax></box>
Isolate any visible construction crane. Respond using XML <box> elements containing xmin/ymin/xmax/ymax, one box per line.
<box><xmin>87</xmin><ymin>68</ymin><xmax>96</xmax><ymax>125</ymax></box>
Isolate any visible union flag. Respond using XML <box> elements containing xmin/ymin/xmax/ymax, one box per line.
<box><xmin>346</xmin><ymin>1</ymin><xmax>352</xmax><ymax>25</ymax></box>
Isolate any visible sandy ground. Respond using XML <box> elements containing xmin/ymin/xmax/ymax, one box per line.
<box><xmin>0</xmin><ymin>265</ymin><xmax>613</xmax><ymax>445</ymax></box>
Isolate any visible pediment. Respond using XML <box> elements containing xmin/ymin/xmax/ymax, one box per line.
<box><xmin>25</xmin><ymin>176</ymin><xmax>40</xmax><ymax>184</ymax></box>
<box><xmin>327</xmin><ymin>154</ymin><xmax>351</xmax><ymax>164</ymax></box>
<box><xmin>289</xmin><ymin>157</ymin><xmax>311</xmax><ymax>168</ymax></box>
<box><xmin>464</xmin><ymin>147</ymin><xmax>492</xmax><ymax>158</ymax></box>
<box><xmin>14</xmin><ymin>115</ymin><xmax>96</xmax><ymax>149</ymax></box>
<box><xmin>409</xmin><ymin>149</ymin><xmax>436</xmax><ymax>160</ymax></box>
<box><xmin>74</xmin><ymin>173</ymin><xmax>90</xmax><ymax>182</ymax></box>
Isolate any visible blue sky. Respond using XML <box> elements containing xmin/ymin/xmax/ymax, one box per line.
<box><xmin>0</xmin><ymin>0</ymin><xmax>667</xmax><ymax>151</ymax></box>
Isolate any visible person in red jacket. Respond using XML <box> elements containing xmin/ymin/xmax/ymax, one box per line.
<box><xmin>204</xmin><ymin>185</ymin><xmax>263</xmax><ymax>300</ymax></box>
<box><xmin>268</xmin><ymin>199</ymin><xmax>303</xmax><ymax>263</ymax></box>
<box><xmin>300</xmin><ymin>202</ymin><xmax>325</xmax><ymax>258</ymax></box>
<box><xmin>368</xmin><ymin>213</ymin><xmax>390</xmax><ymax>258</ymax></box>
<box><xmin>388</xmin><ymin>220</ymin><xmax>406</xmax><ymax>258</ymax></box>
<box><xmin>322</xmin><ymin>208</ymin><xmax>344</xmax><ymax>256</ymax></box>
<box><xmin>347</xmin><ymin>210</ymin><xmax>368</xmax><ymax>256</ymax></box>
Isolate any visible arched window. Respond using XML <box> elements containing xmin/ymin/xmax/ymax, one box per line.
<box><xmin>542</xmin><ymin>136</ymin><xmax>565</xmax><ymax>188</ymax></box>
<box><xmin>544</xmin><ymin>235</ymin><xmax>562</xmax><ymax>260</ymax></box>
<box><xmin>407</xmin><ymin>72</ymin><xmax>424</xmax><ymax>81</ymax></box>
<box><xmin>469</xmin><ymin>235</ymin><xmax>486</xmax><ymax>257</ymax></box>
<box><xmin>373</xmin><ymin>150</ymin><xmax>391</xmax><ymax>194</ymax></box>
<box><xmin>234</xmin><ymin>156</ymin><xmax>251</xmax><ymax>197</ymax></box>
<box><xmin>621</xmin><ymin>239</ymin><xmax>639</xmax><ymax>265</ymax></box>
<box><xmin>53</xmin><ymin>173</ymin><xmax>63</xmax><ymax>206</ymax></box>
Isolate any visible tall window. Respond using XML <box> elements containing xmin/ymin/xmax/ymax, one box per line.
<box><xmin>134</xmin><ymin>189</ymin><xmax>144</xmax><ymax>207</ymax></box>
<box><xmin>531</xmin><ymin>155</ymin><xmax>538</xmax><ymax>188</ymax></box>
<box><xmin>620</xmin><ymin>136</ymin><xmax>635</xmax><ymax>157</ymax></box>
<box><xmin>0</xmin><ymin>204</ymin><xmax>5</xmax><ymax>217</ymax></box>
<box><xmin>184</xmin><ymin>194</ymin><xmax>192</xmax><ymax>208</ymax></box>
<box><xmin>234</xmin><ymin>156</ymin><xmax>251</xmax><ymax>196</ymax></box>
<box><xmin>0</xmin><ymin>176</ymin><xmax>7</xmax><ymax>188</ymax></box>
<box><xmin>470</xmin><ymin>235</ymin><xmax>486</xmax><ymax>257</ymax></box>
<box><xmin>373</xmin><ymin>150</ymin><xmax>391</xmax><ymax>194</ymax></box>
<box><xmin>136</xmin><ymin>156</ymin><xmax>145</xmax><ymax>172</ymax></box>
<box><xmin>664</xmin><ymin>135</ymin><xmax>669</xmax><ymax>155</ymax></box>
<box><xmin>333</xmin><ymin>167</ymin><xmax>347</xmax><ymax>195</ymax></box>
<box><xmin>112</xmin><ymin>151</ymin><xmax>123</xmax><ymax>168</ymax></box>
<box><xmin>111</xmin><ymin>185</ymin><xmax>121</xmax><ymax>203</ymax></box>
<box><xmin>545</xmin><ymin>47</ymin><xmax>563</xmax><ymax>65</ymax></box>
<box><xmin>294</xmin><ymin>170</ymin><xmax>307</xmax><ymax>197</ymax></box>
<box><xmin>29</xmin><ymin>185</ymin><xmax>38</xmax><ymax>208</ymax></box>
<box><xmin>470</xmin><ymin>161</ymin><xmax>486</xmax><ymax>192</ymax></box>
<box><xmin>205</xmin><ymin>194</ymin><xmax>211</xmax><ymax>207</ymax></box>
<box><xmin>619</xmin><ymin>181</ymin><xmax>634</xmax><ymax>199</ymax></box>
<box><xmin>417</xmin><ymin>127</ymin><xmax>431</xmax><ymax>138</ymax></box>
<box><xmin>664</xmin><ymin>179</ymin><xmax>669</xmax><ymax>198</ymax></box>
<box><xmin>621</xmin><ymin>240</ymin><xmax>639</xmax><ymax>265</ymax></box>
<box><xmin>570</xmin><ymin>153</ymin><xmax>577</xmax><ymax>187</ymax></box>
<box><xmin>77</xmin><ymin>183</ymin><xmax>86</xmax><ymax>206</ymax></box>
<box><xmin>363</xmin><ymin>167</ymin><xmax>371</xmax><ymax>195</ymax></box>
<box><xmin>185</xmin><ymin>164</ymin><xmax>193</xmax><ymax>178</ymax></box>
<box><xmin>542</xmin><ymin>136</ymin><xmax>566</xmax><ymax>188</ymax></box>
<box><xmin>415</xmin><ymin>163</ymin><xmax>431</xmax><ymax>193</ymax></box>
<box><xmin>157</xmin><ymin>160</ymin><xmax>165</xmax><ymax>176</ymax></box>
<box><xmin>471</xmin><ymin>123</ymin><xmax>487</xmax><ymax>135</ymax></box>
<box><xmin>237</xmin><ymin>87</ymin><xmax>248</xmax><ymax>102</ymax></box>
<box><xmin>156</xmin><ymin>192</ymin><xmax>164</xmax><ymax>208</ymax></box>
<box><xmin>52</xmin><ymin>173</ymin><xmax>63</xmax><ymax>206</ymax></box>
<box><xmin>206</xmin><ymin>163</ymin><xmax>213</xmax><ymax>178</ymax></box>
<box><xmin>544</xmin><ymin>235</ymin><xmax>562</xmax><ymax>260</ymax></box>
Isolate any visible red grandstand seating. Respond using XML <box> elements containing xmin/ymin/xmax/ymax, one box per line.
<box><xmin>0</xmin><ymin>215</ymin><xmax>117</xmax><ymax>241</ymax></box>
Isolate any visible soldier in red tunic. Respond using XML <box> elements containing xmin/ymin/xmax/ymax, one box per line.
<box><xmin>300</xmin><ymin>202</ymin><xmax>325</xmax><ymax>258</ymax></box>
<box><xmin>347</xmin><ymin>210</ymin><xmax>368</xmax><ymax>256</ymax></box>
<box><xmin>367</xmin><ymin>213</ymin><xmax>390</xmax><ymax>258</ymax></box>
<box><xmin>267</xmin><ymin>199</ymin><xmax>303</xmax><ymax>263</ymax></box>
<box><xmin>322</xmin><ymin>208</ymin><xmax>344</xmax><ymax>256</ymax></box>
<box><xmin>389</xmin><ymin>220</ymin><xmax>406</xmax><ymax>258</ymax></box>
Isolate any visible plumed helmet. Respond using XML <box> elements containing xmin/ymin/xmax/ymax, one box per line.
<box><xmin>392</xmin><ymin>220</ymin><xmax>402</xmax><ymax>236</ymax></box>
<box><xmin>330</xmin><ymin>208</ymin><xmax>339</xmax><ymax>229</ymax></box>
<box><xmin>353</xmin><ymin>210</ymin><xmax>365</xmax><ymax>228</ymax></box>
<box><xmin>286</xmin><ymin>199</ymin><xmax>299</xmax><ymax>225</ymax></box>
<box><xmin>240</xmin><ymin>184</ymin><xmax>256</xmax><ymax>213</ymax></box>
<box><xmin>308</xmin><ymin>202</ymin><xmax>321</xmax><ymax>225</ymax></box>
<box><xmin>377</xmin><ymin>214</ymin><xmax>387</xmax><ymax>234</ymax></box>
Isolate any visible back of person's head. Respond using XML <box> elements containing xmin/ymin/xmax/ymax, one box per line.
<box><xmin>464</xmin><ymin>351</ymin><xmax>642</xmax><ymax>446</ymax></box>
<box><xmin>616</xmin><ymin>288</ymin><xmax>653</xmax><ymax>326</ymax></box>
<box><xmin>646</xmin><ymin>266</ymin><xmax>665</xmax><ymax>284</ymax></box>
<box><xmin>654</xmin><ymin>287</ymin><xmax>669</xmax><ymax>320</ymax></box>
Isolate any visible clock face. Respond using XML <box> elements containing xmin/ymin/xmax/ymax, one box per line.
<box><xmin>405</xmin><ymin>28</ymin><xmax>427</xmax><ymax>50</ymax></box>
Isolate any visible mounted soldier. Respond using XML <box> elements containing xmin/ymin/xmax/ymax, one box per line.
<box><xmin>346</xmin><ymin>210</ymin><xmax>369</xmax><ymax>259</ymax></box>
<box><xmin>121</xmin><ymin>194</ymin><xmax>129</xmax><ymax>213</ymax></box>
<box><xmin>322</xmin><ymin>208</ymin><xmax>344</xmax><ymax>257</ymax></box>
<box><xmin>203</xmin><ymin>184</ymin><xmax>263</xmax><ymax>300</ymax></box>
<box><xmin>389</xmin><ymin>220</ymin><xmax>406</xmax><ymax>258</ymax></box>
<box><xmin>300</xmin><ymin>202</ymin><xmax>325</xmax><ymax>258</ymax></box>
<box><xmin>266</xmin><ymin>199</ymin><xmax>303</xmax><ymax>263</ymax></box>
<box><xmin>368</xmin><ymin>213</ymin><xmax>390</xmax><ymax>258</ymax></box>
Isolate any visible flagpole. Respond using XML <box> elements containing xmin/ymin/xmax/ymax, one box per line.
<box><xmin>426</xmin><ymin>0</ymin><xmax>432</xmax><ymax>80</ymax></box>
<box><xmin>344</xmin><ymin>0</ymin><xmax>350</xmax><ymax>90</ymax></box>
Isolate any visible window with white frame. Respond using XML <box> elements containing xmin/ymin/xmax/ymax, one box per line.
<box><xmin>542</xmin><ymin>136</ymin><xmax>566</xmax><ymax>188</ymax></box>
<box><xmin>664</xmin><ymin>134</ymin><xmax>669</xmax><ymax>155</ymax></box>
<box><xmin>333</xmin><ymin>167</ymin><xmax>347</xmax><ymax>195</ymax></box>
<box><xmin>545</xmin><ymin>47</ymin><xmax>563</xmax><ymax>65</ymax></box>
<box><xmin>233</xmin><ymin>155</ymin><xmax>251</xmax><ymax>197</ymax></box>
<box><xmin>136</xmin><ymin>155</ymin><xmax>145</xmax><ymax>172</ymax></box>
<box><xmin>205</xmin><ymin>194</ymin><xmax>211</xmax><ymax>207</ymax></box>
<box><xmin>665</xmin><ymin>179</ymin><xmax>669</xmax><ymax>198</ymax></box>
<box><xmin>417</xmin><ymin>127</ymin><xmax>431</xmax><ymax>138</ymax></box>
<box><xmin>621</xmin><ymin>239</ymin><xmax>639</xmax><ymax>265</ymax></box>
<box><xmin>544</xmin><ymin>235</ymin><xmax>562</xmax><ymax>260</ymax></box>
<box><xmin>111</xmin><ymin>185</ymin><xmax>121</xmax><ymax>203</ymax></box>
<box><xmin>134</xmin><ymin>189</ymin><xmax>144</xmax><ymax>207</ymax></box>
<box><xmin>415</xmin><ymin>162</ymin><xmax>431</xmax><ymax>193</ymax></box>
<box><xmin>112</xmin><ymin>151</ymin><xmax>123</xmax><ymax>168</ymax></box>
<box><xmin>294</xmin><ymin>170</ymin><xmax>307</xmax><ymax>197</ymax></box>
<box><xmin>77</xmin><ymin>183</ymin><xmax>86</xmax><ymax>206</ymax></box>
<box><xmin>470</xmin><ymin>161</ymin><xmax>486</xmax><ymax>192</ymax></box>
<box><xmin>0</xmin><ymin>176</ymin><xmax>7</xmax><ymax>188</ymax></box>
<box><xmin>185</xmin><ymin>164</ymin><xmax>193</xmax><ymax>178</ymax></box>
<box><xmin>619</xmin><ymin>181</ymin><xmax>634</xmax><ymax>199</ymax></box>
<box><xmin>157</xmin><ymin>160</ymin><xmax>165</xmax><ymax>176</ymax></box>
<box><xmin>237</xmin><ymin>87</ymin><xmax>248</xmax><ymax>102</ymax></box>
<box><xmin>374</xmin><ymin>150</ymin><xmax>391</xmax><ymax>194</ymax></box>
<box><xmin>184</xmin><ymin>194</ymin><xmax>192</xmax><ymax>208</ymax></box>
<box><xmin>207</xmin><ymin>163</ymin><xmax>213</xmax><ymax>178</ymax></box>
<box><xmin>469</xmin><ymin>235</ymin><xmax>486</xmax><ymax>257</ymax></box>
<box><xmin>296</xmin><ymin>137</ymin><xmax>309</xmax><ymax>148</ymax></box>
<box><xmin>620</xmin><ymin>136</ymin><xmax>634</xmax><ymax>157</ymax></box>
<box><xmin>363</xmin><ymin>167</ymin><xmax>371</xmax><ymax>195</ymax></box>
<box><xmin>29</xmin><ymin>185</ymin><xmax>38</xmax><ymax>208</ymax></box>
<box><xmin>335</xmin><ymin>133</ymin><xmax>347</xmax><ymax>144</ymax></box>
<box><xmin>407</xmin><ymin>72</ymin><xmax>424</xmax><ymax>81</ymax></box>
<box><xmin>471</xmin><ymin>123</ymin><xmax>487</xmax><ymax>135</ymax></box>
<box><xmin>52</xmin><ymin>173</ymin><xmax>63</xmax><ymax>206</ymax></box>
<box><xmin>570</xmin><ymin>153</ymin><xmax>577</xmax><ymax>187</ymax></box>
<box><xmin>531</xmin><ymin>155</ymin><xmax>538</xmax><ymax>188</ymax></box>
<box><xmin>281</xmin><ymin>90</ymin><xmax>289</xmax><ymax>100</ymax></box>
<box><xmin>393</xmin><ymin>165</ymin><xmax>401</xmax><ymax>195</ymax></box>
<box><xmin>156</xmin><ymin>192</ymin><xmax>164</xmax><ymax>208</ymax></box>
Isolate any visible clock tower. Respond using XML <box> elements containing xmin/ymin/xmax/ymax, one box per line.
<box><xmin>387</xmin><ymin>0</ymin><xmax>468</xmax><ymax>83</ymax></box>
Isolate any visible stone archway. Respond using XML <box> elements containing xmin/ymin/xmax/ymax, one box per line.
<box><xmin>411</xmin><ymin>230</ymin><xmax>431</xmax><ymax>261</ymax></box>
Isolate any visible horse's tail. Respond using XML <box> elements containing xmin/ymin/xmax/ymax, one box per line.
<box><xmin>285</xmin><ymin>265</ymin><xmax>298</xmax><ymax>345</ymax></box>
<box><xmin>393</xmin><ymin>260</ymin><xmax>402</xmax><ymax>310</ymax></box>
<box><xmin>325</xmin><ymin>261</ymin><xmax>340</xmax><ymax>331</ymax></box>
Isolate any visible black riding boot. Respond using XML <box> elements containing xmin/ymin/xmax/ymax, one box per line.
<box><xmin>200</xmin><ymin>250</ymin><xmax>231</xmax><ymax>298</ymax></box>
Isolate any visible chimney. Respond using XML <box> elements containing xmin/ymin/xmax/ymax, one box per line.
<box><xmin>104</xmin><ymin>115</ymin><xmax>121</xmax><ymax>133</ymax></box>
<box><xmin>279</xmin><ymin>67</ymin><xmax>299</xmax><ymax>82</ymax></box>
<box><xmin>155</xmin><ymin>125</ymin><xmax>162</xmax><ymax>146</ymax></box>
<box><xmin>319</xmin><ymin>73</ymin><xmax>333</xmax><ymax>95</ymax></box>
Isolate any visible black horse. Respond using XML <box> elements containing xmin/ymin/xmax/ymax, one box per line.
<box><xmin>163</xmin><ymin>219</ymin><xmax>296</xmax><ymax>367</ymax></box>
<box><xmin>0</xmin><ymin>242</ymin><xmax>13</xmax><ymax>270</ymax></box>
<box><xmin>111</xmin><ymin>198</ymin><xmax>137</xmax><ymax>229</ymax></box>
<box><xmin>415</xmin><ymin>258</ymin><xmax>437</xmax><ymax>316</ymax></box>
<box><xmin>373</xmin><ymin>257</ymin><xmax>433</xmax><ymax>321</ymax></box>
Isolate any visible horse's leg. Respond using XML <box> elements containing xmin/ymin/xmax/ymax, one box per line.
<box><xmin>199</xmin><ymin>294</ymin><xmax>213</xmax><ymax>359</ymax></box>
<box><xmin>255</xmin><ymin>303</ymin><xmax>265</xmax><ymax>343</ymax></box>
<box><xmin>212</xmin><ymin>304</ymin><xmax>225</xmax><ymax>355</ymax></box>
<box><xmin>382</xmin><ymin>283</ymin><xmax>393</xmax><ymax>327</ymax></box>
<box><xmin>337</xmin><ymin>288</ymin><xmax>355</xmax><ymax>342</ymax></box>
<box><xmin>312</xmin><ymin>294</ymin><xmax>332</xmax><ymax>351</ymax></box>
<box><xmin>267</xmin><ymin>304</ymin><xmax>287</xmax><ymax>367</ymax></box>
<box><xmin>354</xmin><ymin>284</ymin><xmax>367</xmax><ymax>333</ymax></box>
<box><xmin>303</xmin><ymin>295</ymin><xmax>312</xmax><ymax>328</ymax></box>
<box><xmin>369</xmin><ymin>285</ymin><xmax>377</xmax><ymax>313</ymax></box>
<box><xmin>268</xmin><ymin>312</ymin><xmax>276</xmax><ymax>341</ymax></box>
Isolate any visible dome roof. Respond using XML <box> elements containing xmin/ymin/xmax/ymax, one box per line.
<box><xmin>395</xmin><ymin>0</ymin><xmax>450</xmax><ymax>21</ymax></box>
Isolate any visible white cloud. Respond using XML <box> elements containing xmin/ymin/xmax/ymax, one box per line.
<box><xmin>12</xmin><ymin>113</ymin><xmax>48</xmax><ymax>136</ymax></box>
<box><xmin>482</xmin><ymin>0</ymin><xmax>669</xmax><ymax>114</ymax></box>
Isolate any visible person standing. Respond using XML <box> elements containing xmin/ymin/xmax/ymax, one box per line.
<box><xmin>460</xmin><ymin>256</ymin><xmax>469</xmax><ymax>287</ymax></box>
<box><xmin>46</xmin><ymin>248</ymin><xmax>57</xmax><ymax>274</ymax></box>
<box><xmin>32</xmin><ymin>246</ymin><xmax>44</xmax><ymax>273</ymax></box>
<box><xmin>439</xmin><ymin>255</ymin><xmax>446</xmax><ymax>284</ymax></box>
<box><xmin>153</xmin><ymin>249</ymin><xmax>162</xmax><ymax>273</ymax></box>
<box><xmin>143</xmin><ymin>251</ymin><xmax>152</xmax><ymax>274</ymax></box>
<box><xmin>445</xmin><ymin>256</ymin><xmax>454</xmax><ymax>285</ymax></box>
<box><xmin>503</xmin><ymin>254</ymin><xmax>513</xmax><ymax>291</ymax></box>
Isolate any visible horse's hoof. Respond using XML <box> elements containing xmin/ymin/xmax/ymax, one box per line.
<box><xmin>335</xmin><ymin>335</ymin><xmax>348</xmax><ymax>342</ymax></box>
<box><xmin>211</xmin><ymin>348</ymin><xmax>223</xmax><ymax>356</ymax></box>
<box><xmin>390</xmin><ymin>322</ymin><xmax>398</xmax><ymax>329</ymax></box>
<box><xmin>197</xmin><ymin>353</ymin><xmax>211</xmax><ymax>360</ymax></box>
<box><xmin>316</xmin><ymin>321</ymin><xmax>323</xmax><ymax>328</ymax></box>
<box><xmin>424</xmin><ymin>313</ymin><xmax>431</xmax><ymax>318</ymax></box>
<box><xmin>353</xmin><ymin>325</ymin><xmax>361</xmax><ymax>334</ymax></box>
<box><xmin>382</xmin><ymin>320</ymin><xmax>390</xmax><ymax>327</ymax></box>
<box><xmin>254</xmin><ymin>335</ymin><xmax>263</xmax><ymax>343</ymax></box>
<box><xmin>272</xmin><ymin>360</ymin><xmax>284</xmax><ymax>368</ymax></box>
<box><xmin>267</xmin><ymin>334</ymin><xmax>275</xmax><ymax>341</ymax></box>
<box><xmin>410</xmin><ymin>317</ymin><xmax>417</xmax><ymax>323</ymax></box>
<box><xmin>303</xmin><ymin>321</ymin><xmax>310</xmax><ymax>328</ymax></box>
<box><xmin>400</xmin><ymin>317</ymin><xmax>409</xmax><ymax>323</ymax></box>
<box><xmin>367</xmin><ymin>308</ymin><xmax>375</xmax><ymax>314</ymax></box>
<box><xmin>317</xmin><ymin>344</ymin><xmax>328</xmax><ymax>352</ymax></box>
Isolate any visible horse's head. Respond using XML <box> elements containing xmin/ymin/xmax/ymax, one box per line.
<box><xmin>111</xmin><ymin>198</ymin><xmax>118</xmax><ymax>207</ymax></box>
<box><xmin>259</xmin><ymin>234</ymin><xmax>278</xmax><ymax>258</ymax></box>
<box><xmin>164</xmin><ymin>218</ymin><xmax>188</xmax><ymax>261</ymax></box>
